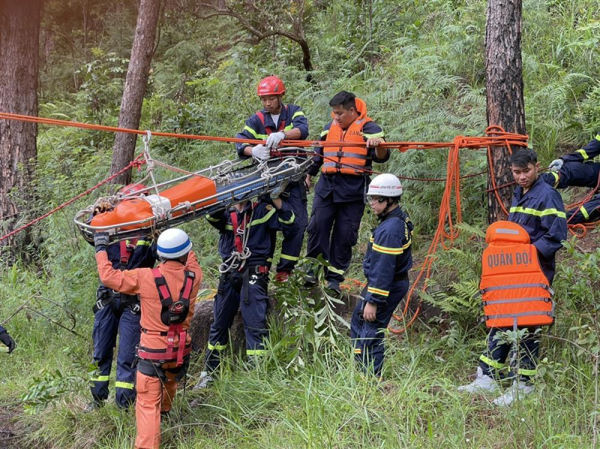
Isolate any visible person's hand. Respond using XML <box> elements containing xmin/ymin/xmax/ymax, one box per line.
<box><xmin>94</xmin><ymin>232</ymin><xmax>110</xmax><ymax>253</ymax></box>
<box><xmin>549</xmin><ymin>159</ymin><xmax>564</xmax><ymax>172</ymax></box>
<box><xmin>304</xmin><ymin>175</ymin><xmax>311</xmax><ymax>192</ymax></box>
<box><xmin>270</xmin><ymin>179</ymin><xmax>290</xmax><ymax>199</ymax></box>
<box><xmin>366</xmin><ymin>137</ymin><xmax>383</xmax><ymax>148</ymax></box>
<box><xmin>251</xmin><ymin>144</ymin><xmax>271</xmax><ymax>161</ymax></box>
<box><xmin>266</xmin><ymin>131</ymin><xmax>286</xmax><ymax>150</ymax></box>
<box><xmin>93</xmin><ymin>200</ymin><xmax>113</xmax><ymax>216</ymax></box>
<box><xmin>363</xmin><ymin>302</ymin><xmax>378</xmax><ymax>322</ymax></box>
<box><xmin>0</xmin><ymin>330</ymin><xmax>16</xmax><ymax>354</ymax></box>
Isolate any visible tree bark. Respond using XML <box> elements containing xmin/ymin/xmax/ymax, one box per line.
<box><xmin>110</xmin><ymin>0</ymin><xmax>162</xmax><ymax>185</ymax></box>
<box><xmin>485</xmin><ymin>0</ymin><xmax>527</xmax><ymax>224</ymax></box>
<box><xmin>0</xmin><ymin>0</ymin><xmax>42</xmax><ymax>242</ymax></box>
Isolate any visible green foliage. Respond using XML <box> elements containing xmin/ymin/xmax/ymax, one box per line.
<box><xmin>21</xmin><ymin>367</ymin><xmax>89</xmax><ymax>414</ymax></box>
<box><xmin>271</xmin><ymin>257</ymin><xmax>350</xmax><ymax>370</ymax></box>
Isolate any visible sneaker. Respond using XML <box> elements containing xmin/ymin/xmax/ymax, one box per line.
<box><xmin>83</xmin><ymin>400</ymin><xmax>104</xmax><ymax>413</ymax></box>
<box><xmin>493</xmin><ymin>380</ymin><xmax>534</xmax><ymax>407</ymax></box>
<box><xmin>193</xmin><ymin>371</ymin><xmax>213</xmax><ymax>390</ymax></box>
<box><xmin>326</xmin><ymin>280</ymin><xmax>342</xmax><ymax>296</ymax></box>
<box><xmin>304</xmin><ymin>272</ymin><xmax>317</xmax><ymax>287</ymax></box>
<box><xmin>275</xmin><ymin>271</ymin><xmax>290</xmax><ymax>283</ymax></box>
<box><xmin>457</xmin><ymin>367</ymin><xmax>498</xmax><ymax>393</ymax></box>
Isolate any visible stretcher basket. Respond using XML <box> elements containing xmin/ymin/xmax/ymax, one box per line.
<box><xmin>74</xmin><ymin>148</ymin><xmax>312</xmax><ymax>243</ymax></box>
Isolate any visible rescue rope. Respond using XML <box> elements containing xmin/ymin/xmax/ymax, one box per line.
<box><xmin>0</xmin><ymin>155</ymin><xmax>146</xmax><ymax>244</ymax></box>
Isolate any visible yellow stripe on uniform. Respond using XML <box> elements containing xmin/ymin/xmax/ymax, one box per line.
<box><xmin>244</xmin><ymin>125</ymin><xmax>267</xmax><ymax>140</ymax></box>
<box><xmin>480</xmin><ymin>355</ymin><xmax>506</xmax><ymax>369</ymax></box>
<box><xmin>278</xmin><ymin>212</ymin><xmax>296</xmax><ymax>225</ymax></box>
<box><xmin>246</xmin><ymin>349</ymin><xmax>267</xmax><ymax>356</ymax></box>
<box><xmin>509</xmin><ymin>206</ymin><xmax>566</xmax><ymax>218</ymax></box>
<box><xmin>208</xmin><ymin>343</ymin><xmax>227</xmax><ymax>351</ymax></box>
<box><xmin>249</xmin><ymin>208</ymin><xmax>277</xmax><ymax>227</ymax></box>
<box><xmin>91</xmin><ymin>375</ymin><xmax>109</xmax><ymax>382</ymax></box>
<box><xmin>372</xmin><ymin>239</ymin><xmax>411</xmax><ymax>255</ymax></box>
<box><xmin>367</xmin><ymin>286</ymin><xmax>389</xmax><ymax>297</ymax></box>
<box><xmin>280</xmin><ymin>254</ymin><xmax>299</xmax><ymax>261</ymax></box>
<box><xmin>115</xmin><ymin>381</ymin><xmax>134</xmax><ymax>390</ymax></box>
<box><xmin>580</xmin><ymin>205</ymin><xmax>589</xmax><ymax>219</ymax></box>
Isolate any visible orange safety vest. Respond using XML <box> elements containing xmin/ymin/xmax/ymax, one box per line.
<box><xmin>480</xmin><ymin>221</ymin><xmax>554</xmax><ymax>329</ymax></box>
<box><xmin>322</xmin><ymin>97</ymin><xmax>372</xmax><ymax>176</ymax></box>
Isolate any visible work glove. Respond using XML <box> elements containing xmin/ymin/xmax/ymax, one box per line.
<box><xmin>0</xmin><ymin>330</ymin><xmax>16</xmax><ymax>354</ymax></box>
<box><xmin>270</xmin><ymin>179</ymin><xmax>290</xmax><ymax>199</ymax></box>
<box><xmin>94</xmin><ymin>232</ymin><xmax>110</xmax><ymax>253</ymax></box>
<box><xmin>266</xmin><ymin>131</ymin><xmax>286</xmax><ymax>150</ymax></box>
<box><xmin>93</xmin><ymin>200</ymin><xmax>113</xmax><ymax>216</ymax></box>
<box><xmin>549</xmin><ymin>158</ymin><xmax>564</xmax><ymax>172</ymax></box>
<box><xmin>251</xmin><ymin>144</ymin><xmax>270</xmax><ymax>161</ymax></box>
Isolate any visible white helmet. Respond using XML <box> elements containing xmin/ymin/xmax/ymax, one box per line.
<box><xmin>367</xmin><ymin>173</ymin><xmax>403</xmax><ymax>197</ymax></box>
<box><xmin>157</xmin><ymin>228</ymin><xmax>192</xmax><ymax>260</ymax></box>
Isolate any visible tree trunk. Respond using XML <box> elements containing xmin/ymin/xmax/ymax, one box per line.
<box><xmin>0</xmin><ymin>0</ymin><xmax>42</xmax><ymax>243</ymax></box>
<box><xmin>110</xmin><ymin>0</ymin><xmax>161</xmax><ymax>185</ymax></box>
<box><xmin>485</xmin><ymin>0</ymin><xmax>527</xmax><ymax>224</ymax></box>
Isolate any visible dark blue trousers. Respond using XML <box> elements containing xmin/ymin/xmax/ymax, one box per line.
<box><xmin>277</xmin><ymin>181</ymin><xmax>308</xmax><ymax>272</ymax></box>
<box><xmin>479</xmin><ymin>327</ymin><xmax>540</xmax><ymax>382</ymax></box>
<box><xmin>205</xmin><ymin>270</ymin><xmax>270</xmax><ymax>373</ymax></box>
<box><xmin>306</xmin><ymin>194</ymin><xmax>365</xmax><ymax>283</ymax></box>
<box><xmin>567</xmin><ymin>194</ymin><xmax>600</xmax><ymax>224</ymax></box>
<box><xmin>91</xmin><ymin>298</ymin><xmax>140</xmax><ymax>408</ymax></box>
<box><xmin>350</xmin><ymin>280</ymin><xmax>409</xmax><ymax>376</ymax></box>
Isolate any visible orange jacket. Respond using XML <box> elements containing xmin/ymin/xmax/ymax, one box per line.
<box><xmin>322</xmin><ymin>97</ymin><xmax>373</xmax><ymax>175</ymax></box>
<box><xmin>96</xmin><ymin>250</ymin><xmax>202</xmax><ymax>351</ymax></box>
<box><xmin>480</xmin><ymin>221</ymin><xmax>554</xmax><ymax>329</ymax></box>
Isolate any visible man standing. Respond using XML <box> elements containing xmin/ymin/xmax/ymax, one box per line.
<box><xmin>351</xmin><ymin>174</ymin><xmax>412</xmax><ymax>376</ymax></box>
<box><xmin>459</xmin><ymin>149</ymin><xmax>567</xmax><ymax>406</ymax></box>
<box><xmin>94</xmin><ymin>228</ymin><xmax>201</xmax><ymax>449</ymax></box>
<box><xmin>88</xmin><ymin>184</ymin><xmax>157</xmax><ymax>410</ymax></box>
<box><xmin>305</xmin><ymin>91</ymin><xmax>388</xmax><ymax>294</ymax></box>
<box><xmin>235</xmin><ymin>75</ymin><xmax>309</xmax><ymax>282</ymax></box>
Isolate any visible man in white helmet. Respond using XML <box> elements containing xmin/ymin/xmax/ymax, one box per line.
<box><xmin>94</xmin><ymin>228</ymin><xmax>201</xmax><ymax>449</ymax></box>
<box><xmin>350</xmin><ymin>173</ymin><xmax>413</xmax><ymax>377</ymax></box>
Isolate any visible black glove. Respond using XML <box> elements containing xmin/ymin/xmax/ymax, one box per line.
<box><xmin>0</xmin><ymin>330</ymin><xmax>16</xmax><ymax>354</ymax></box>
<box><xmin>94</xmin><ymin>232</ymin><xmax>110</xmax><ymax>253</ymax></box>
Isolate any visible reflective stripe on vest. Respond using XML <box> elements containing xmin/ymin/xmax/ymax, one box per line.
<box><xmin>480</xmin><ymin>220</ymin><xmax>554</xmax><ymax>329</ymax></box>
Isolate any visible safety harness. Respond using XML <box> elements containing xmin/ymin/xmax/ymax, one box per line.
<box><xmin>480</xmin><ymin>221</ymin><xmax>554</xmax><ymax>330</ymax></box>
<box><xmin>256</xmin><ymin>105</ymin><xmax>288</xmax><ymax>135</ymax></box>
<box><xmin>137</xmin><ymin>269</ymin><xmax>195</xmax><ymax>366</ymax></box>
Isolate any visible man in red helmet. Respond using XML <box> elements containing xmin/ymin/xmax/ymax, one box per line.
<box><xmin>235</xmin><ymin>76</ymin><xmax>310</xmax><ymax>282</ymax></box>
<box><xmin>87</xmin><ymin>184</ymin><xmax>158</xmax><ymax>411</ymax></box>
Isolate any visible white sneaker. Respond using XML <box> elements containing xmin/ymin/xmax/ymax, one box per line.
<box><xmin>493</xmin><ymin>381</ymin><xmax>534</xmax><ymax>407</ymax></box>
<box><xmin>193</xmin><ymin>371</ymin><xmax>213</xmax><ymax>390</ymax></box>
<box><xmin>457</xmin><ymin>367</ymin><xmax>498</xmax><ymax>393</ymax></box>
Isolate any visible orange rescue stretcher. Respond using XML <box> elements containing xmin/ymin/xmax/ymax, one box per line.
<box><xmin>74</xmin><ymin>148</ymin><xmax>312</xmax><ymax>243</ymax></box>
<box><xmin>480</xmin><ymin>221</ymin><xmax>555</xmax><ymax>329</ymax></box>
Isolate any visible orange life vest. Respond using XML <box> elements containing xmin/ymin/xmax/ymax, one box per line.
<box><xmin>480</xmin><ymin>221</ymin><xmax>554</xmax><ymax>329</ymax></box>
<box><xmin>322</xmin><ymin>97</ymin><xmax>372</xmax><ymax>176</ymax></box>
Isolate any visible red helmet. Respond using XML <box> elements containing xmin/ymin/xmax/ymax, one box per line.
<box><xmin>257</xmin><ymin>76</ymin><xmax>286</xmax><ymax>96</ymax></box>
<box><xmin>119</xmin><ymin>183</ymin><xmax>147</xmax><ymax>196</ymax></box>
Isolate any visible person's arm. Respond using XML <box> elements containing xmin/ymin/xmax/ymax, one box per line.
<box><xmin>289</xmin><ymin>105</ymin><xmax>309</xmax><ymax>140</ymax></box>
<box><xmin>95</xmin><ymin>250</ymin><xmax>142</xmax><ymax>295</ymax></box>
<box><xmin>561</xmin><ymin>133</ymin><xmax>600</xmax><ymax>163</ymax></box>
<box><xmin>306</xmin><ymin>123</ymin><xmax>330</xmax><ymax>187</ymax></box>
<box><xmin>236</xmin><ymin>115</ymin><xmax>264</xmax><ymax>159</ymax></box>
<box><xmin>205</xmin><ymin>209</ymin><xmax>230</xmax><ymax>232</ymax></box>
<box><xmin>363</xmin><ymin>121</ymin><xmax>388</xmax><ymax>162</ymax></box>
<box><xmin>184</xmin><ymin>250</ymin><xmax>203</xmax><ymax>285</ymax></box>
<box><xmin>533</xmin><ymin>190</ymin><xmax>568</xmax><ymax>260</ymax></box>
<box><xmin>0</xmin><ymin>326</ymin><xmax>16</xmax><ymax>353</ymax></box>
<box><xmin>364</xmin><ymin>227</ymin><xmax>407</xmax><ymax>314</ymax></box>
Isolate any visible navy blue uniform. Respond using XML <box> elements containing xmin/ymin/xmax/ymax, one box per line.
<box><xmin>306</xmin><ymin>121</ymin><xmax>388</xmax><ymax>285</ymax></box>
<box><xmin>91</xmin><ymin>238</ymin><xmax>156</xmax><ymax>408</ymax></box>
<box><xmin>350</xmin><ymin>207</ymin><xmax>413</xmax><ymax>376</ymax></box>
<box><xmin>236</xmin><ymin>105</ymin><xmax>309</xmax><ymax>273</ymax></box>
<box><xmin>480</xmin><ymin>177</ymin><xmax>567</xmax><ymax>381</ymax></box>
<box><xmin>204</xmin><ymin>199</ymin><xmax>298</xmax><ymax>373</ymax></box>
<box><xmin>541</xmin><ymin>135</ymin><xmax>600</xmax><ymax>225</ymax></box>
